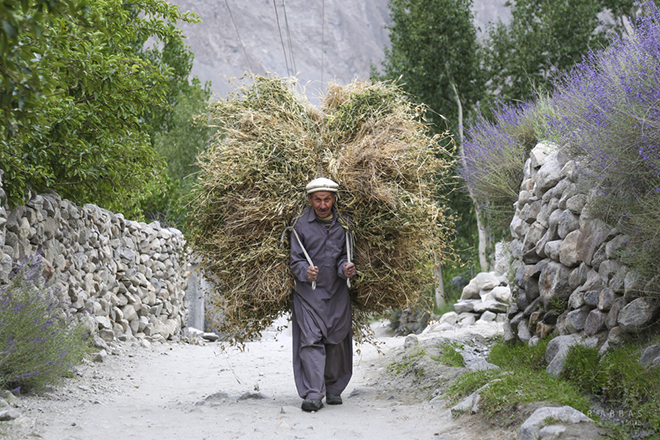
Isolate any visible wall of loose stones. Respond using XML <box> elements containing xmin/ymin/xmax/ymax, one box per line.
<box><xmin>0</xmin><ymin>169</ymin><xmax>189</xmax><ymax>344</ymax></box>
<box><xmin>505</xmin><ymin>142</ymin><xmax>659</xmax><ymax>352</ymax></box>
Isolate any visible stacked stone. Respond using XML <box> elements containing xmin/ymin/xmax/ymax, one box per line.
<box><xmin>453</xmin><ymin>271</ymin><xmax>512</xmax><ymax>325</ymax></box>
<box><xmin>0</xmin><ymin>171</ymin><xmax>189</xmax><ymax>343</ymax></box>
<box><xmin>505</xmin><ymin>142</ymin><xmax>659</xmax><ymax>350</ymax></box>
<box><xmin>0</xmin><ymin>171</ymin><xmax>8</xmax><ymax>276</ymax></box>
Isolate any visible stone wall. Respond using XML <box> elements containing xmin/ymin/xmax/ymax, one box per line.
<box><xmin>504</xmin><ymin>142</ymin><xmax>659</xmax><ymax>351</ymax></box>
<box><xmin>0</xmin><ymin>170</ymin><xmax>189</xmax><ymax>344</ymax></box>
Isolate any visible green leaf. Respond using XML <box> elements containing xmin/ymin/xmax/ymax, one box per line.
<box><xmin>2</xmin><ymin>19</ymin><xmax>16</xmax><ymax>38</ymax></box>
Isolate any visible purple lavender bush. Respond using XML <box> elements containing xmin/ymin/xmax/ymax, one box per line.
<box><xmin>460</xmin><ymin>100</ymin><xmax>545</xmax><ymax>238</ymax></box>
<box><xmin>544</xmin><ymin>1</ymin><xmax>660</xmax><ymax>289</ymax></box>
<box><xmin>462</xmin><ymin>0</ymin><xmax>660</xmax><ymax>288</ymax></box>
<box><xmin>0</xmin><ymin>255</ymin><xmax>90</xmax><ymax>392</ymax></box>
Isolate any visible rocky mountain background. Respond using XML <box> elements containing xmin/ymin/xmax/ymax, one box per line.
<box><xmin>166</xmin><ymin>0</ymin><xmax>509</xmax><ymax>102</ymax></box>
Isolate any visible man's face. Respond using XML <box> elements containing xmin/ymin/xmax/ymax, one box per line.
<box><xmin>308</xmin><ymin>191</ymin><xmax>335</xmax><ymax>218</ymax></box>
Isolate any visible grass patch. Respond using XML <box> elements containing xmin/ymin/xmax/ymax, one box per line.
<box><xmin>446</xmin><ymin>369</ymin><xmax>499</xmax><ymax>401</ymax></box>
<box><xmin>432</xmin><ymin>341</ymin><xmax>465</xmax><ymax>367</ymax></box>
<box><xmin>448</xmin><ymin>368</ymin><xmax>589</xmax><ymax>420</ymax></box>
<box><xmin>489</xmin><ymin>337</ymin><xmax>550</xmax><ymax>371</ymax></box>
<box><xmin>447</xmin><ymin>340</ymin><xmax>589</xmax><ymax>423</ymax></box>
<box><xmin>387</xmin><ymin>347</ymin><xmax>426</xmax><ymax>375</ymax></box>
<box><xmin>563</xmin><ymin>342</ymin><xmax>660</xmax><ymax>438</ymax></box>
<box><xmin>448</xmin><ymin>337</ymin><xmax>660</xmax><ymax>437</ymax></box>
<box><xmin>561</xmin><ymin>345</ymin><xmax>604</xmax><ymax>395</ymax></box>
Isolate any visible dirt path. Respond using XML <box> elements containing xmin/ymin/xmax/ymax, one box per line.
<box><xmin>9</xmin><ymin>322</ymin><xmax>518</xmax><ymax>440</ymax></box>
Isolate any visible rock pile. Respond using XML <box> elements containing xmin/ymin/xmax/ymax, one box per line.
<box><xmin>0</xmin><ymin>170</ymin><xmax>189</xmax><ymax>343</ymax></box>
<box><xmin>453</xmin><ymin>271</ymin><xmax>512</xmax><ymax>323</ymax></box>
<box><xmin>506</xmin><ymin>142</ymin><xmax>659</xmax><ymax>354</ymax></box>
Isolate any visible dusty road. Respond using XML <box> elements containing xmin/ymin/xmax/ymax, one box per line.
<box><xmin>9</xmin><ymin>322</ymin><xmax>516</xmax><ymax>440</ymax></box>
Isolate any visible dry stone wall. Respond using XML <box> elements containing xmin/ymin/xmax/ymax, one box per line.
<box><xmin>504</xmin><ymin>142</ymin><xmax>659</xmax><ymax>351</ymax></box>
<box><xmin>0</xmin><ymin>170</ymin><xmax>189</xmax><ymax>344</ymax></box>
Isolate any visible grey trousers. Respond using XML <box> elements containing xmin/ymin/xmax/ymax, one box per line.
<box><xmin>291</xmin><ymin>295</ymin><xmax>353</xmax><ymax>400</ymax></box>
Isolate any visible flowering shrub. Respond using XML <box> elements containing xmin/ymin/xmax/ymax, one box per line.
<box><xmin>460</xmin><ymin>100</ymin><xmax>548</xmax><ymax>238</ymax></box>
<box><xmin>462</xmin><ymin>1</ymin><xmax>660</xmax><ymax>289</ymax></box>
<box><xmin>543</xmin><ymin>1</ymin><xmax>660</xmax><ymax>287</ymax></box>
<box><xmin>0</xmin><ymin>255</ymin><xmax>90</xmax><ymax>392</ymax></box>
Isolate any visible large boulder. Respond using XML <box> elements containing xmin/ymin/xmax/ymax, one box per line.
<box><xmin>539</xmin><ymin>261</ymin><xmax>572</xmax><ymax>310</ymax></box>
<box><xmin>584</xmin><ymin>310</ymin><xmax>607</xmax><ymax>336</ymax></box>
<box><xmin>564</xmin><ymin>307</ymin><xmax>590</xmax><ymax>334</ymax></box>
<box><xmin>557</xmin><ymin>210</ymin><xmax>579</xmax><ymax>239</ymax></box>
<box><xmin>546</xmin><ymin>334</ymin><xmax>585</xmax><ymax>376</ymax></box>
<box><xmin>529</xmin><ymin>141</ymin><xmax>558</xmax><ymax>169</ymax></box>
<box><xmin>577</xmin><ymin>218</ymin><xmax>612</xmax><ymax>266</ymax></box>
<box><xmin>534</xmin><ymin>148</ymin><xmax>564</xmax><ymax>195</ymax></box>
<box><xmin>618</xmin><ymin>298</ymin><xmax>660</xmax><ymax>333</ymax></box>
<box><xmin>558</xmin><ymin>230</ymin><xmax>581</xmax><ymax>267</ymax></box>
<box><xmin>522</xmin><ymin>222</ymin><xmax>546</xmax><ymax>254</ymax></box>
<box><xmin>640</xmin><ymin>345</ymin><xmax>660</xmax><ymax>368</ymax></box>
<box><xmin>460</xmin><ymin>272</ymin><xmax>501</xmax><ymax>300</ymax></box>
<box><xmin>518</xmin><ymin>406</ymin><xmax>600</xmax><ymax>440</ymax></box>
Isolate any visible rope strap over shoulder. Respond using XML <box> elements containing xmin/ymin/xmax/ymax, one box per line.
<box><xmin>290</xmin><ymin>227</ymin><xmax>316</xmax><ymax>290</ymax></box>
<box><xmin>282</xmin><ymin>216</ymin><xmax>354</xmax><ymax>291</ymax></box>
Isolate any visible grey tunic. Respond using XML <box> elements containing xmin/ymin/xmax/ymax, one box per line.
<box><xmin>290</xmin><ymin>206</ymin><xmax>353</xmax><ymax>400</ymax></box>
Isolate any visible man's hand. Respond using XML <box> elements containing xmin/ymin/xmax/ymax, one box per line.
<box><xmin>342</xmin><ymin>262</ymin><xmax>355</xmax><ymax>278</ymax></box>
<box><xmin>307</xmin><ymin>265</ymin><xmax>319</xmax><ymax>282</ymax></box>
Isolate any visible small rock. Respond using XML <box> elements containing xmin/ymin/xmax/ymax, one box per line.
<box><xmin>238</xmin><ymin>391</ymin><xmax>266</xmax><ymax>400</ymax></box>
<box><xmin>93</xmin><ymin>349</ymin><xmax>108</xmax><ymax>363</ymax></box>
<box><xmin>450</xmin><ymin>392</ymin><xmax>478</xmax><ymax>416</ymax></box>
<box><xmin>202</xmin><ymin>332</ymin><xmax>219</xmax><ymax>342</ymax></box>
<box><xmin>403</xmin><ymin>334</ymin><xmax>418</xmax><ymax>349</ymax></box>
<box><xmin>519</xmin><ymin>406</ymin><xmax>592</xmax><ymax>440</ymax></box>
<box><xmin>0</xmin><ymin>408</ymin><xmax>21</xmax><ymax>421</ymax></box>
<box><xmin>640</xmin><ymin>345</ymin><xmax>660</xmax><ymax>368</ymax></box>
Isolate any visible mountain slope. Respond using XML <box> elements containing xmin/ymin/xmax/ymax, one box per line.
<box><xmin>167</xmin><ymin>0</ymin><xmax>508</xmax><ymax>100</ymax></box>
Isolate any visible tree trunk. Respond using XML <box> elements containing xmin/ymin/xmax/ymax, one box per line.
<box><xmin>450</xmin><ymin>81</ymin><xmax>490</xmax><ymax>272</ymax></box>
<box><xmin>434</xmin><ymin>261</ymin><xmax>446</xmax><ymax>310</ymax></box>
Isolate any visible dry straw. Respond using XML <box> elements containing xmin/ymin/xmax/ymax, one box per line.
<box><xmin>188</xmin><ymin>75</ymin><xmax>456</xmax><ymax>346</ymax></box>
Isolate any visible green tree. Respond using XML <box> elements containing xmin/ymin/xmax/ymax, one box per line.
<box><xmin>378</xmin><ymin>0</ymin><xmax>484</xmax><ymax>132</ymax></box>
<box><xmin>139</xmin><ymin>36</ymin><xmax>212</xmax><ymax>226</ymax></box>
<box><xmin>376</xmin><ymin>0</ymin><xmax>487</xmax><ymax>276</ymax></box>
<box><xmin>0</xmin><ymin>0</ymin><xmax>200</xmax><ymax>217</ymax></box>
<box><xmin>483</xmin><ymin>0</ymin><xmax>636</xmax><ymax>104</ymax></box>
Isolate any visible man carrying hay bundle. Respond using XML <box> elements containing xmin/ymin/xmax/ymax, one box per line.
<box><xmin>290</xmin><ymin>177</ymin><xmax>356</xmax><ymax>412</ymax></box>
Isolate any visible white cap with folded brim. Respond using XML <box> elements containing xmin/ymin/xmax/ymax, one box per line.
<box><xmin>306</xmin><ymin>177</ymin><xmax>339</xmax><ymax>194</ymax></box>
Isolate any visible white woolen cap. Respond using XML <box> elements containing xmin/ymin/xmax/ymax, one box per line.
<box><xmin>306</xmin><ymin>177</ymin><xmax>339</xmax><ymax>194</ymax></box>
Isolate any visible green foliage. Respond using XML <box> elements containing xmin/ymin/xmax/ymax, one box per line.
<box><xmin>547</xmin><ymin>296</ymin><xmax>569</xmax><ymax>315</ymax></box>
<box><xmin>0</xmin><ymin>0</ymin><xmax>86</xmax><ymax>115</ymax></box>
<box><xmin>0</xmin><ymin>0</ymin><xmax>201</xmax><ymax>218</ymax></box>
<box><xmin>596</xmin><ymin>343</ymin><xmax>660</xmax><ymax>436</ymax></box>
<box><xmin>482</xmin><ymin>0</ymin><xmax>635</xmax><ymax>104</ymax></box>
<box><xmin>379</xmin><ymin>0</ymin><xmax>484</xmax><ymax>132</ymax></box>
<box><xmin>387</xmin><ymin>347</ymin><xmax>427</xmax><ymax>375</ymax></box>
<box><xmin>0</xmin><ymin>255</ymin><xmax>90</xmax><ymax>392</ymax></box>
<box><xmin>139</xmin><ymin>47</ymin><xmax>212</xmax><ymax>227</ymax></box>
<box><xmin>561</xmin><ymin>345</ymin><xmax>604</xmax><ymax>395</ymax></box>
<box><xmin>376</xmin><ymin>0</ymin><xmax>484</xmax><ymax>276</ymax></box>
<box><xmin>448</xmin><ymin>340</ymin><xmax>589</xmax><ymax>420</ymax></box>
<box><xmin>432</xmin><ymin>341</ymin><xmax>465</xmax><ymax>367</ymax></box>
<box><xmin>488</xmin><ymin>338</ymin><xmax>550</xmax><ymax>371</ymax></box>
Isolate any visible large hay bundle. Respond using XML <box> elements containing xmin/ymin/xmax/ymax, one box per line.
<box><xmin>188</xmin><ymin>76</ymin><xmax>455</xmax><ymax>346</ymax></box>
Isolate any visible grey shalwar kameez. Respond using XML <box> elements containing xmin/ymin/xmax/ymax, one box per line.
<box><xmin>290</xmin><ymin>206</ymin><xmax>352</xmax><ymax>401</ymax></box>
